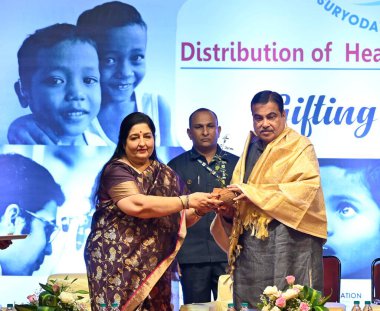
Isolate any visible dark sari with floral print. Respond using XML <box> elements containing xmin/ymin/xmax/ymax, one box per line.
<box><xmin>84</xmin><ymin>160</ymin><xmax>186</xmax><ymax>311</ymax></box>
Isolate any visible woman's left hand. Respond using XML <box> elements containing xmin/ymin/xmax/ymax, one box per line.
<box><xmin>188</xmin><ymin>192</ymin><xmax>222</xmax><ymax>215</ymax></box>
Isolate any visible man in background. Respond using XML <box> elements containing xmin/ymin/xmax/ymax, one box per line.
<box><xmin>168</xmin><ymin>108</ymin><xmax>239</xmax><ymax>303</ymax></box>
<box><xmin>0</xmin><ymin>153</ymin><xmax>65</xmax><ymax>275</ymax></box>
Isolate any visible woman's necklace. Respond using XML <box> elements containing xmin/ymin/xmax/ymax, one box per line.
<box><xmin>119</xmin><ymin>157</ymin><xmax>151</xmax><ymax>173</ymax></box>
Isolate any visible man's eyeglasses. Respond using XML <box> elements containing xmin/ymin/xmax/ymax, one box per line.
<box><xmin>22</xmin><ymin>209</ymin><xmax>60</xmax><ymax>244</ymax></box>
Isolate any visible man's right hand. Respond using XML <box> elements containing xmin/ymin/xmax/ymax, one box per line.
<box><xmin>7</xmin><ymin>114</ymin><xmax>56</xmax><ymax>144</ymax></box>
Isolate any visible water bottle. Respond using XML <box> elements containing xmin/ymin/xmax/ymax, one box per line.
<box><xmin>351</xmin><ymin>301</ymin><xmax>362</xmax><ymax>311</ymax></box>
<box><xmin>240</xmin><ymin>302</ymin><xmax>249</xmax><ymax>311</ymax></box>
<box><xmin>363</xmin><ymin>301</ymin><xmax>373</xmax><ymax>311</ymax></box>
<box><xmin>99</xmin><ymin>303</ymin><xmax>108</xmax><ymax>311</ymax></box>
<box><xmin>227</xmin><ymin>303</ymin><xmax>236</xmax><ymax>311</ymax></box>
<box><xmin>110</xmin><ymin>302</ymin><xmax>120</xmax><ymax>311</ymax></box>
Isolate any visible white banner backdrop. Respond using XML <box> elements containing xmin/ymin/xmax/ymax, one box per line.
<box><xmin>0</xmin><ymin>0</ymin><xmax>379</xmax><ymax>308</ymax></box>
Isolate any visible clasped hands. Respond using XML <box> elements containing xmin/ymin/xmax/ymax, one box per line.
<box><xmin>188</xmin><ymin>184</ymin><xmax>247</xmax><ymax>217</ymax></box>
<box><xmin>210</xmin><ymin>184</ymin><xmax>248</xmax><ymax>220</ymax></box>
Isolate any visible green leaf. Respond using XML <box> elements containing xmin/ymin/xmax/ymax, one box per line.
<box><xmin>302</xmin><ymin>286</ymin><xmax>322</xmax><ymax>306</ymax></box>
<box><xmin>14</xmin><ymin>304</ymin><xmax>38</xmax><ymax>311</ymax></box>
<box><xmin>39</xmin><ymin>292</ymin><xmax>58</xmax><ymax>307</ymax></box>
<box><xmin>301</xmin><ymin>285</ymin><xmax>330</xmax><ymax>310</ymax></box>
<box><xmin>39</xmin><ymin>284</ymin><xmax>54</xmax><ymax>295</ymax></box>
<box><xmin>75</xmin><ymin>290</ymin><xmax>89</xmax><ymax>294</ymax></box>
<box><xmin>319</xmin><ymin>288</ymin><xmax>332</xmax><ymax>305</ymax></box>
<box><xmin>37</xmin><ymin>307</ymin><xmax>56</xmax><ymax>311</ymax></box>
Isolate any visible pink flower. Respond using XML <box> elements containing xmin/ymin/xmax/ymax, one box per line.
<box><xmin>300</xmin><ymin>302</ymin><xmax>310</xmax><ymax>311</ymax></box>
<box><xmin>52</xmin><ymin>283</ymin><xmax>60</xmax><ymax>293</ymax></box>
<box><xmin>285</xmin><ymin>275</ymin><xmax>295</xmax><ymax>285</ymax></box>
<box><xmin>275</xmin><ymin>296</ymin><xmax>286</xmax><ymax>308</ymax></box>
<box><xmin>27</xmin><ymin>294</ymin><xmax>38</xmax><ymax>304</ymax></box>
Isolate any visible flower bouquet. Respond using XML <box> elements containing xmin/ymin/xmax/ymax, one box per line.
<box><xmin>15</xmin><ymin>276</ymin><xmax>89</xmax><ymax>311</ymax></box>
<box><xmin>258</xmin><ymin>275</ymin><xmax>330</xmax><ymax>311</ymax></box>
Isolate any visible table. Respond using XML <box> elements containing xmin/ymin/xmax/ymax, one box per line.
<box><xmin>180</xmin><ymin>302</ymin><xmax>347</xmax><ymax>311</ymax></box>
<box><xmin>325</xmin><ymin>302</ymin><xmax>346</xmax><ymax>311</ymax></box>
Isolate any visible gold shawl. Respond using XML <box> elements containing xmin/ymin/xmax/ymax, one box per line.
<box><xmin>228</xmin><ymin>127</ymin><xmax>327</xmax><ymax>271</ymax></box>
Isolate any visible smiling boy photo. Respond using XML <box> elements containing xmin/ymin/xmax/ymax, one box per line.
<box><xmin>10</xmin><ymin>23</ymin><xmax>104</xmax><ymax>145</ymax></box>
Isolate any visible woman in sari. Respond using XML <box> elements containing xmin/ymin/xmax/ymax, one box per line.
<box><xmin>84</xmin><ymin>112</ymin><xmax>221</xmax><ymax>311</ymax></box>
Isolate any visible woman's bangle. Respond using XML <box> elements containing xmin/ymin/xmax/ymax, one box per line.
<box><xmin>179</xmin><ymin>195</ymin><xmax>189</xmax><ymax>210</ymax></box>
<box><xmin>184</xmin><ymin>194</ymin><xmax>189</xmax><ymax>209</ymax></box>
<box><xmin>194</xmin><ymin>209</ymin><xmax>206</xmax><ymax>217</ymax></box>
<box><xmin>178</xmin><ymin>196</ymin><xmax>185</xmax><ymax>210</ymax></box>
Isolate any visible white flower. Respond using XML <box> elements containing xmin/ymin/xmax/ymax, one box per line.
<box><xmin>55</xmin><ymin>279</ymin><xmax>71</xmax><ymax>288</ymax></box>
<box><xmin>272</xmin><ymin>307</ymin><xmax>281</xmax><ymax>311</ymax></box>
<box><xmin>262</xmin><ymin>305</ymin><xmax>271</xmax><ymax>311</ymax></box>
<box><xmin>59</xmin><ymin>291</ymin><xmax>76</xmax><ymax>304</ymax></box>
<box><xmin>294</xmin><ymin>284</ymin><xmax>304</xmax><ymax>291</ymax></box>
<box><xmin>263</xmin><ymin>286</ymin><xmax>279</xmax><ymax>295</ymax></box>
<box><xmin>263</xmin><ymin>286</ymin><xmax>281</xmax><ymax>299</ymax></box>
<box><xmin>282</xmin><ymin>288</ymin><xmax>299</xmax><ymax>300</ymax></box>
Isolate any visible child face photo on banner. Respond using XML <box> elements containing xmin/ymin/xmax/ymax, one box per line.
<box><xmin>0</xmin><ymin>0</ymin><xmax>380</xmax><ymax>307</ymax></box>
<box><xmin>3</xmin><ymin>0</ymin><xmax>180</xmax><ymax>152</ymax></box>
<box><xmin>13</xmin><ymin>23</ymin><xmax>101</xmax><ymax>145</ymax></box>
<box><xmin>320</xmin><ymin>158</ymin><xmax>380</xmax><ymax>279</ymax></box>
